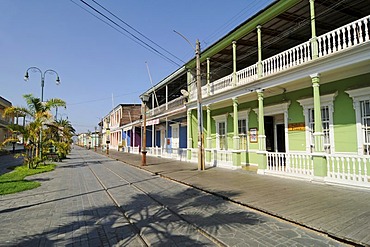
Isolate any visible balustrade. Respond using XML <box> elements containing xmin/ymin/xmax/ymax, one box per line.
<box><xmin>236</xmin><ymin>64</ymin><xmax>257</xmax><ymax>86</ymax></box>
<box><xmin>263</xmin><ymin>41</ymin><xmax>311</xmax><ymax>77</ymax></box>
<box><xmin>327</xmin><ymin>155</ymin><xmax>369</xmax><ymax>186</ymax></box>
<box><xmin>317</xmin><ymin>15</ymin><xmax>370</xmax><ymax>57</ymax></box>
<box><xmin>186</xmin><ymin>15</ymin><xmax>370</xmax><ymax>102</ymax></box>
<box><xmin>210</xmin><ymin>149</ymin><xmax>233</xmax><ymax>167</ymax></box>
<box><xmin>150</xmin><ymin>97</ymin><xmax>186</xmax><ymax>116</ymax></box>
<box><xmin>266</xmin><ymin>152</ymin><xmax>313</xmax><ymax>177</ymax></box>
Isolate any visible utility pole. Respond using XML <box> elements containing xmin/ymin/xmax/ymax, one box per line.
<box><xmin>196</xmin><ymin>39</ymin><xmax>205</xmax><ymax>171</ymax></box>
<box><xmin>173</xmin><ymin>30</ymin><xmax>205</xmax><ymax>171</ymax></box>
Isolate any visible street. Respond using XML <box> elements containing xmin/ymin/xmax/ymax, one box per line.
<box><xmin>0</xmin><ymin>147</ymin><xmax>349</xmax><ymax>246</ymax></box>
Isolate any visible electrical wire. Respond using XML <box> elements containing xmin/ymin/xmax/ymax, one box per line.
<box><xmin>205</xmin><ymin>0</ymin><xmax>352</xmax><ymax>80</ymax></box>
<box><xmin>70</xmin><ymin>0</ymin><xmax>182</xmax><ymax>67</ymax></box>
<box><xmin>79</xmin><ymin>0</ymin><xmax>182</xmax><ymax>66</ymax></box>
<box><xmin>202</xmin><ymin>0</ymin><xmax>274</xmax><ymax>48</ymax></box>
<box><xmin>90</xmin><ymin>0</ymin><xmax>186</xmax><ymax>65</ymax></box>
<box><xmin>68</xmin><ymin>90</ymin><xmax>142</xmax><ymax>106</ymax></box>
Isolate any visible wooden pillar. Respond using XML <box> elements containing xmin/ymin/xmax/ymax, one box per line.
<box><xmin>232</xmin><ymin>41</ymin><xmax>237</xmax><ymax>86</ymax></box>
<box><xmin>257</xmin><ymin>25</ymin><xmax>263</xmax><ymax>78</ymax></box>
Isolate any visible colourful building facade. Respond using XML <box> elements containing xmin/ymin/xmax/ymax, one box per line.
<box><xmin>129</xmin><ymin>0</ymin><xmax>370</xmax><ymax>188</ymax></box>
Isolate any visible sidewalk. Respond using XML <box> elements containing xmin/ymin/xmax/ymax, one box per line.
<box><xmin>0</xmin><ymin>154</ymin><xmax>23</xmax><ymax>175</ymax></box>
<box><xmin>103</xmin><ymin>149</ymin><xmax>370</xmax><ymax>246</ymax></box>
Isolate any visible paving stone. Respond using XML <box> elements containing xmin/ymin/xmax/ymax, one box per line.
<box><xmin>0</xmin><ymin>148</ymin><xmax>359</xmax><ymax>246</ymax></box>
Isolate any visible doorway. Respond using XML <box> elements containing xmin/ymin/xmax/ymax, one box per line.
<box><xmin>264</xmin><ymin>115</ymin><xmax>286</xmax><ymax>152</ymax></box>
<box><xmin>276</xmin><ymin>124</ymin><xmax>286</xmax><ymax>152</ymax></box>
<box><xmin>264</xmin><ymin>116</ymin><xmax>274</xmax><ymax>152</ymax></box>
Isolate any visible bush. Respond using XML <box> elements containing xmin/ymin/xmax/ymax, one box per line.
<box><xmin>55</xmin><ymin>142</ymin><xmax>70</xmax><ymax>160</ymax></box>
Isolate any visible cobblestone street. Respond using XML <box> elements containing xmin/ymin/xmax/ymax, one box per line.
<box><xmin>0</xmin><ymin>147</ymin><xmax>360</xmax><ymax>246</ymax></box>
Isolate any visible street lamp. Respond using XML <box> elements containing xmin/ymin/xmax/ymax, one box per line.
<box><xmin>11</xmin><ymin>132</ymin><xmax>18</xmax><ymax>154</ymax></box>
<box><xmin>24</xmin><ymin>67</ymin><xmax>61</xmax><ymax>158</ymax></box>
<box><xmin>140</xmin><ymin>94</ymin><xmax>149</xmax><ymax>166</ymax></box>
<box><xmin>106</xmin><ymin>118</ymin><xmax>110</xmax><ymax>155</ymax></box>
<box><xmin>94</xmin><ymin>126</ymin><xmax>97</xmax><ymax>152</ymax></box>
<box><xmin>174</xmin><ymin>30</ymin><xmax>205</xmax><ymax>171</ymax></box>
<box><xmin>24</xmin><ymin>67</ymin><xmax>60</xmax><ymax>103</ymax></box>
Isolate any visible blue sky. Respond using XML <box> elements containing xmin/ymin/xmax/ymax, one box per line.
<box><xmin>0</xmin><ymin>0</ymin><xmax>274</xmax><ymax>133</ymax></box>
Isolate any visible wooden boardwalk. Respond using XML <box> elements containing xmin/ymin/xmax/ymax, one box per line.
<box><xmin>106</xmin><ymin>149</ymin><xmax>370</xmax><ymax>246</ymax></box>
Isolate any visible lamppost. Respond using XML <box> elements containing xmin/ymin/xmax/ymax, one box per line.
<box><xmin>174</xmin><ymin>30</ymin><xmax>205</xmax><ymax>171</ymax></box>
<box><xmin>106</xmin><ymin>118</ymin><xmax>110</xmax><ymax>155</ymax></box>
<box><xmin>11</xmin><ymin>132</ymin><xmax>18</xmax><ymax>154</ymax></box>
<box><xmin>24</xmin><ymin>67</ymin><xmax>61</xmax><ymax>158</ymax></box>
<box><xmin>140</xmin><ymin>94</ymin><xmax>149</xmax><ymax>166</ymax></box>
<box><xmin>94</xmin><ymin>126</ymin><xmax>97</xmax><ymax>152</ymax></box>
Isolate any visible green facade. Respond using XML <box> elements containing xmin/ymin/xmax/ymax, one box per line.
<box><xmin>189</xmin><ymin>73</ymin><xmax>370</xmax><ymax>172</ymax></box>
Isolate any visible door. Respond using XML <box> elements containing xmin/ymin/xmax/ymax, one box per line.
<box><xmin>276</xmin><ymin>124</ymin><xmax>286</xmax><ymax>152</ymax></box>
<box><xmin>161</xmin><ymin>129</ymin><xmax>165</xmax><ymax>149</ymax></box>
<box><xmin>172</xmin><ymin>125</ymin><xmax>179</xmax><ymax>149</ymax></box>
<box><xmin>264</xmin><ymin>116</ymin><xmax>274</xmax><ymax>152</ymax></box>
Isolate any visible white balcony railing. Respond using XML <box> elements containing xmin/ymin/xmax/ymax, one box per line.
<box><xmin>209</xmin><ymin>149</ymin><xmax>233</xmax><ymax>168</ymax></box>
<box><xmin>210</xmin><ymin>74</ymin><xmax>233</xmax><ymax>95</ymax></box>
<box><xmin>132</xmin><ymin>146</ymin><xmax>140</xmax><ymax>154</ymax></box>
<box><xmin>266</xmin><ymin>152</ymin><xmax>314</xmax><ymax>178</ymax></box>
<box><xmin>168</xmin><ymin>97</ymin><xmax>185</xmax><ymax>109</ymax></box>
<box><xmin>150</xmin><ymin>97</ymin><xmax>186</xmax><ymax>116</ymax></box>
<box><xmin>236</xmin><ymin>63</ymin><xmax>258</xmax><ymax>86</ymax></box>
<box><xmin>326</xmin><ymin>154</ymin><xmax>370</xmax><ymax>187</ymax></box>
<box><xmin>187</xmin><ymin>15</ymin><xmax>370</xmax><ymax>102</ymax></box>
<box><xmin>263</xmin><ymin>41</ymin><xmax>311</xmax><ymax>77</ymax></box>
<box><xmin>318</xmin><ymin>15</ymin><xmax>370</xmax><ymax>57</ymax></box>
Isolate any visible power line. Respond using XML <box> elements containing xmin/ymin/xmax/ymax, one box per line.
<box><xmin>90</xmin><ymin>0</ymin><xmax>186</xmax><ymax>65</ymax></box>
<box><xmin>205</xmin><ymin>0</ymin><xmax>353</xmax><ymax>80</ymax></box>
<box><xmin>202</xmin><ymin>0</ymin><xmax>275</xmax><ymax>48</ymax></box>
<box><xmin>70</xmin><ymin>0</ymin><xmax>182</xmax><ymax>67</ymax></box>
<box><xmin>79</xmin><ymin>0</ymin><xmax>182</xmax><ymax>67</ymax></box>
<box><xmin>69</xmin><ymin>0</ymin><xmax>152</xmax><ymax>53</ymax></box>
<box><xmin>68</xmin><ymin>90</ymin><xmax>142</xmax><ymax>105</ymax></box>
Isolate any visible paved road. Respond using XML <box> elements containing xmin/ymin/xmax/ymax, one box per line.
<box><xmin>0</xmin><ymin>148</ymin><xmax>352</xmax><ymax>246</ymax></box>
<box><xmin>0</xmin><ymin>154</ymin><xmax>23</xmax><ymax>175</ymax></box>
<box><xmin>105</xmin><ymin>149</ymin><xmax>370</xmax><ymax>247</ymax></box>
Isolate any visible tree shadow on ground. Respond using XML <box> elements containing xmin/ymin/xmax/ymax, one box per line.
<box><xmin>7</xmin><ymin>149</ymin><xmax>342</xmax><ymax>247</ymax></box>
<box><xmin>24</xmin><ymin>177</ymin><xmax>52</xmax><ymax>182</ymax></box>
<box><xmin>12</xmin><ymin>184</ymin><xmax>262</xmax><ymax>246</ymax></box>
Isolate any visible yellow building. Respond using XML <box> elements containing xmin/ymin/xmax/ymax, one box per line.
<box><xmin>0</xmin><ymin>96</ymin><xmax>13</xmax><ymax>144</ymax></box>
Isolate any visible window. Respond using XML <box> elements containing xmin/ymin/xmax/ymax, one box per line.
<box><xmin>171</xmin><ymin>124</ymin><xmax>179</xmax><ymax>149</ymax></box>
<box><xmin>213</xmin><ymin>115</ymin><xmax>228</xmax><ymax>150</ymax></box>
<box><xmin>346</xmin><ymin>87</ymin><xmax>370</xmax><ymax>155</ymax></box>
<box><xmin>218</xmin><ymin>122</ymin><xmax>226</xmax><ymax>150</ymax></box>
<box><xmin>308</xmin><ymin>106</ymin><xmax>331</xmax><ymax>153</ymax></box>
<box><xmin>297</xmin><ymin>92</ymin><xmax>337</xmax><ymax>154</ymax></box>
<box><xmin>238</xmin><ymin>119</ymin><xmax>247</xmax><ymax>150</ymax></box>
<box><xmin>361</xmin><ymin>100</ymin><xmax>370</xmax><ymax>155</ymax></box>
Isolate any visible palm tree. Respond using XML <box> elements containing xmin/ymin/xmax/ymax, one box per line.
<box><xmin>45</xmin><ymin>118</ymin><xmax>75</xmax><ymax>159</ymax></box>
<box><xmin>3</xmin><ymin>94</ymin><xmax>66</xmax><ymax>168</ymax></box>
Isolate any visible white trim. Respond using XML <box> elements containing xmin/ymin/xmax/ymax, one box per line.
<box><xmin>236</xmin><ymin>110</ymin><xmax>250</xmax><ymax>151</ymax></box>
<box><xmin>229</xmin><ymin>110</ymin><xmax>250</xmax><ymax>120</ymax></box>
<box><xmin>123</xmin><ymin>126</ymin><xmax>132</xmax><ymax>131</ymax></box>
<box><xmin>345</xmin><ymin>86</ymin><xmax>370</xmax><ymax>103</ymax></box>
<box><xmin>297</xmin><ymin>92</ymin><xmax>338</xmax><ymax>154</ymax></box>
<box><xmin>346</xmin><ymin>86</ymin><xmax>370</xmax><ymax>155</ymax></box>
<box><xmin>297</xmin><ymin>92</ymin><xmax>337</xmax><ymax>110</ymax></box>
<box><xmin>252</xmin><ymin>101</ymin><xmax>290</xmax><ymax>116</ymax></box>
<box><xmin>212</xmin><ymin>114</ymin><xmax>228</xmax><ymax>122</ymax></box>
<box><xmin>213</xmin><ymin>114</ymin><xmax>228</xmax><ymax>150</ymax></box>
<box><xmin>170</xmin><ymin>123</ymin><xmax>179</xmax><ymax>149</ymax></box>
<box><xmin>253</xmin><ymin>102</ymin><xmax>290</xmax><ymax>153</ymax></box>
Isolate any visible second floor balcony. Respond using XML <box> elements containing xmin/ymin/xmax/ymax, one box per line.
<box><xmin>189</xmin><ymin>15</ymin><xmax>370</xmax><ymax>101</ymax></box>
<box><xmin>149</xmin><ymin>96</ymin><xmax>186</xmax><ymax>117</ymax></box>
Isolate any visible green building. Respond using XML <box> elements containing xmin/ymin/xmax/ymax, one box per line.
<box><xmin>134</xmin><ymin>0</ymin><xmax>370</xmax><ymax>189</ymax></box>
